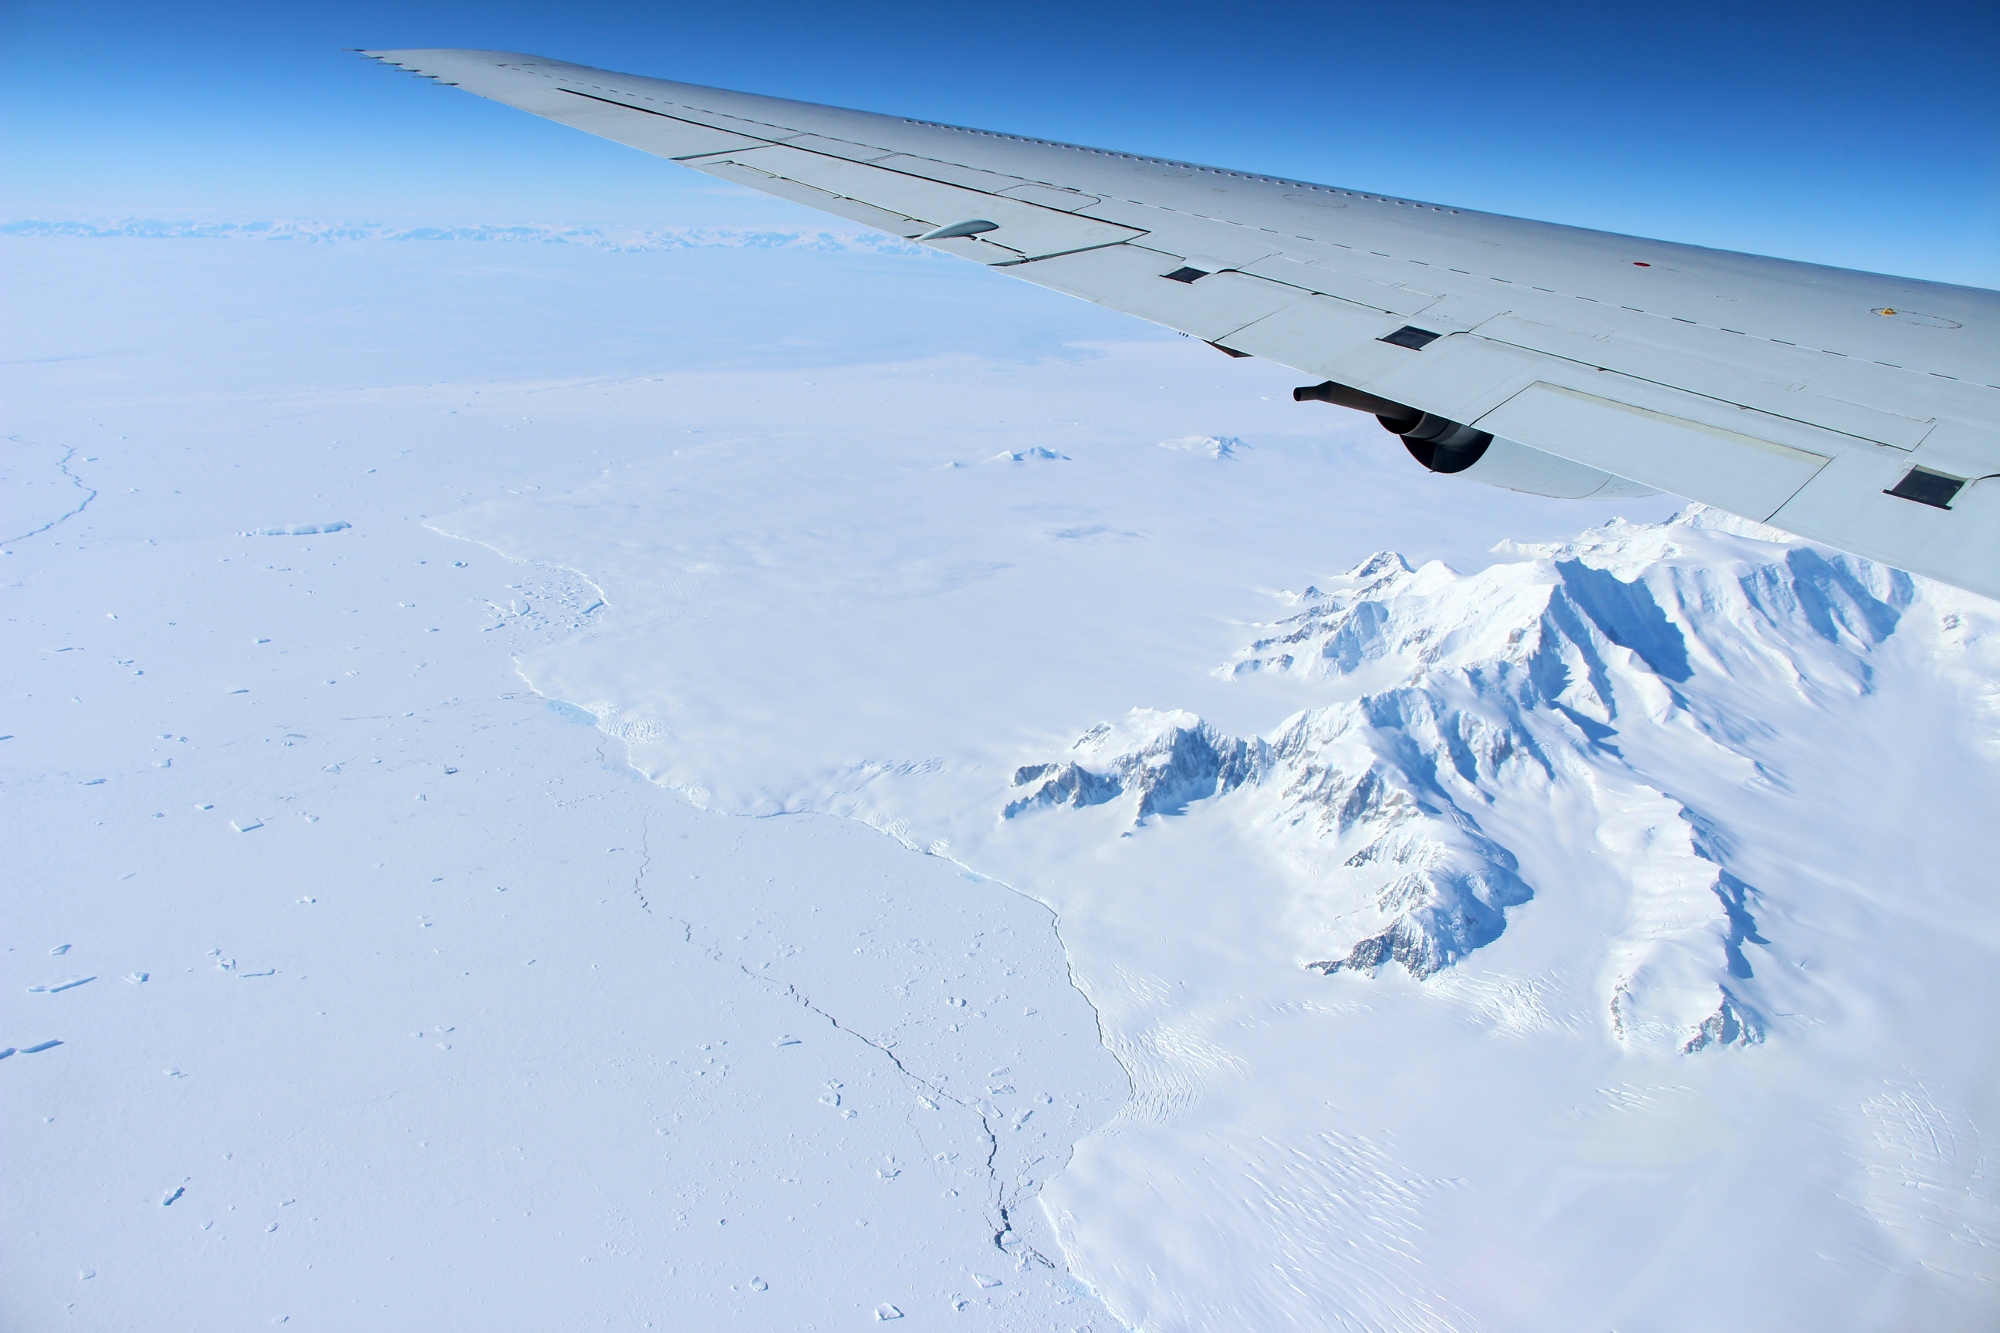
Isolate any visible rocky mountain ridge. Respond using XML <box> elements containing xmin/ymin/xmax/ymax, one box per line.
<box><xmin>1004</xmin><ymin>508</ymin><xmax>1943</xmax><ymax>1053</ymax></box>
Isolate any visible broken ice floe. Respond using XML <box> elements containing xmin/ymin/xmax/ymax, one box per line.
<box><xmin>246</xmin><ymin>521</ymin><xmax>350</xmax><ymax>537</ymax></box>
<box><xmin>27</xmin><ymin>977</ymin><xmax>94</xmax><ymax>994</ymax></box>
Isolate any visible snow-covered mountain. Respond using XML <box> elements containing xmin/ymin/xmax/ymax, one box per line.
<box><xmin>1002</xmin><ymin>509</ymin><xmax>1974</xmax><ymax>1057</ymax></box>
<box><xmin>971</xmin><ymin>508</ymin><xmax>2000</xmax><ymax>1330</ymax></box>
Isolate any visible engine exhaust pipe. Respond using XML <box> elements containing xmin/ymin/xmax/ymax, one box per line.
<box><xmin>1294</xmin><ymin>381</ymin><xmax>1493</xmax><ymax>474</ymax></box>
<box><xmin>1292</xmin><ymin>380</ymin><xmax>1419</xmax><ymax>429</ymax></box>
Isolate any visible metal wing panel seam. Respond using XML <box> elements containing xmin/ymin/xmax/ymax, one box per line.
<box><xmin>1469</xmin><ymin>338</ymin><xmax>1917</xmax><ymax>454</ymax></box>
<box><xmin>1505</xmin><ymin>383</ymin><xmax>1832</xmax><ymax>463</ymax></box>
<box><xmin>987</xmin><ymin>240</ymin><xmax>1154</xmax><ymax>269</ymax></box>
<box><xmin>552</xmin><ymin>88</ymin><xmax>787</xmax><ymax>157</ymax></box>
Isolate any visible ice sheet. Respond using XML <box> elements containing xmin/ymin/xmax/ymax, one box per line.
<box><xmin>6</xmin><ymin>228</ymin><xmax>1997</xmax><ymax>1332</ymax></box>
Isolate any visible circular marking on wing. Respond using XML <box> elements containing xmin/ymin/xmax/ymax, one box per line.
<box><xmin>1873</xmin><ymin>307</ymin><xmax>1962</xmax><ymax>328</ymax></box>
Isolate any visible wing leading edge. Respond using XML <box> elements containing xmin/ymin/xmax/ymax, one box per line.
<box><xmin>364</xmin><ymin>49</ymin><xmax>2000</xmax><ymax>600</ymax></box>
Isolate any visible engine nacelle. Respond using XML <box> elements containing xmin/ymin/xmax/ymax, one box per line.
<box><xmin>1294</xmin><ymin>381</ymin><xmax>1655</xmax><ymax>500</ymax></box>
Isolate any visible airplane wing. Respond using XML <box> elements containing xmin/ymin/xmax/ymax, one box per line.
<box><xmin>364</xmin><ymin>49</ymin><xmax>2000</xmax><ymax>600</ymax></box>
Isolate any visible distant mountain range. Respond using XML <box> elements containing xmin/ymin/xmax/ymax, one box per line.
<box><xmin>0</xmin><ymin>218</ymin><xmax>923</xmax><ymax>253</ymax></box>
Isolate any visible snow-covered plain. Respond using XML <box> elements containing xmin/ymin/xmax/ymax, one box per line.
<box><xmin>6</xmin><ymin>228</ymin><xmax>1999</xmax><ymax>1331</ymax></box>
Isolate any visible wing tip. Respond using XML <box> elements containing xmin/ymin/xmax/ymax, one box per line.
<box><xmin>354</xmin><ymin>47</ymin><xmax>549</xmax><ymax>63</ymax></box>
<box><xmin>352</xmin><ymin>48</ymin><xmax>547</xmax><ymax>84</ymax></box>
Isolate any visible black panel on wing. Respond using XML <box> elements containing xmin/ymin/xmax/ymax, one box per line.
<box><xmin>1378</xmin><ymin>326</ymin><xmax>1442</xmax><ymax>351</ymax></box>
<box><xmin>1885</xmin><ymin>468</ymin><xmax>1966</xmax><ymax>509</ymax></box>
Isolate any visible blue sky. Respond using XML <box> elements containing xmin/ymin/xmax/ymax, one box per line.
<box><xmin>3</xmin><ymin>1</ymin><xmax>1996</xmax><ymax>285</ymax></box>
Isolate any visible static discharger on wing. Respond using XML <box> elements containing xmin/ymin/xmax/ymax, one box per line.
<box><xmin>362</xmin><ymin>49</ymin><xmax>2000</xmax><ymax>600</ymax></box>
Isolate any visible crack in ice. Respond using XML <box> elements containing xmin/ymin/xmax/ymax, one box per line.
<box><xmin>650</xmin><ymin>891</ymin><xmax>1062</xmax><ymax>1270</ymax></box>
<box><xmin>3</xmin><ymin>440</ymin><xmax>98</xmax><ymax>547</ymax></box>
